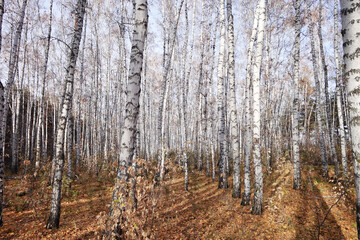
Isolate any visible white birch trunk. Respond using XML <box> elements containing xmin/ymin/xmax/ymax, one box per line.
<box><xmin>227</xmin><ymin>0</ymin><xmax>240</xmax><ymax>198</ymax></box>
<box><xmin>106</xmin><ymin>0</ymin><xmax>148</xmax><ymax>237</ymax></box>
<box><xmin>242</xmin><ymin>1</ymin><xmax>261</xmax><ymax>206</ymax></box>
<box><xmin>181</xmin><ymin>0</ymin><xmax>190</xmax><ymax>191</ymax></box>
<box><xmin>292</xmin><ymin>0</ymin><xmax>301</xmax><ymax>190</ymax></box>
<box><xmin>251</xmin><ymin>0</ymin><xmax>266</xmax><ymax>215</ymax></box>
<box><xmin>159</xmin><ymin>0</ymin><xmax>184</xmax><ymax>181</ymax></box>
<box><xmin>0</xmin><ymin>0</ymin><xmax>26</xmax><ymax>224</ymax></box>
<box><xmin>217</xmin><ymin>0</ymin><xmax>228</xmax><ymax>189</ymax></box>
<box><xmin>46</xmin><ymin>0</ymin><xmax>86</xmax><ymax>229</ymax></box>
<box><xmin>0</xmin><ymin>0</ymin><xmax>4</xmax><ymax>53</ymax></box>
<box><xmin>2</xmin><ymin>0</ymin><xmax>27</xmax><ymax>174</ymax></box>
<box><xmin>334</xmin><ymin>0</ymin><xmax>348</xmax><ymax>177</ymax></box>
<box><xmin>339</xmin><ymin>1</ymin><xmax>360</xmax><ymax>238</ymax></box>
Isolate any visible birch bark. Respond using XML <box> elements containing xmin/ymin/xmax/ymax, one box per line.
<box><xmin>227</xmin><ymin>0</ymin><xmax>240</xmax><ymax>198</ymax></box>
<box><xmin>292</xmin><ymin>0</ymin><xmax>301</xmax><ymax>190</ymax></box>
<box><xmin>3</xmin><ymin>0</ymin><xmax>27</xmax><ymax>174</ymax></box>
<box><xmin>181</xmin><ymin>0</ymin><xmax>190</xmax><ymax>191</ymax></box>
<box><xmin>334</xmin><ymin>0</ymin><xmax>348</xmax><ymax>177</ymax></box>
<box><xmin>0</xmin><ymin>0</ymin><xmax>4</xmax><ymax>53</ymax></box>
<box><xmin>0</xmin><ymin>83</ymin><xmax>4</xmax><ymax>226</ymax></box>
<box><xmin>242</xmin><ymin>1</ymin><xmax>261</xmax><ymax>206</ymax></box>
<box><xmin>0</xmin><ymin>0</ymin><xmax>26</xmax><ymax>224</ymax></box>
<box><xmin>339</xmin><ymin>1</ymin><xmax>360</xmax><ymax>237</ymax></box>
<box><xmin>107</xmin><ymin>0</ymin><xmax>148</xmax><ymax>237</ymax></box>
<box><xmin>46</xmin><ymin>0</ymin><xmax>86</xmax><ymax>229</ymax></box>
<box><xmin>217</xmin><ymin>0</ymin><xmax>228</xmax><ymax>189</ymax></box>
<box><xmin>159</xmin><ymin>0</ymin><xmax>184</xmax><ymax>181</ymax></box>
<box><xmin>251</xmin><ymin>0</ymin><xmax>266</xmax><ymax>215</ymax></box>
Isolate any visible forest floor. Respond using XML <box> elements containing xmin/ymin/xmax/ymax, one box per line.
<box><xmin>0</xmin><ymin>159</ymin><xmax>357</xmax><ymax>239</ymax></box>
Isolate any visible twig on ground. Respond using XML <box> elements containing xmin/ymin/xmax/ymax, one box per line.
<box><xmin>275</xmin><ymin>215</ymin><xmax>284</xmax><ymax>224</ymax></box>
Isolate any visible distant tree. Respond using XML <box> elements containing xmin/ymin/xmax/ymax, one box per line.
<box><xmin>307</xmin><ymin>0</ymin><xmax>328</xmax><ymax>178</ymax></box>
<box><xmin>318</xmin><ymin>0</ymin><xmax>339</xmax><ymax>176</ymax></box>
<box><xmin>34</xmin><ymin>0</ymin><xmax>53</xmax><ymax>175</ymax></box>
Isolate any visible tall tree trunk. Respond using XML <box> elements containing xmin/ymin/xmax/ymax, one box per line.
<box><xmin>292</xmin><ymin>0</ymin><xmax>301</xmax><ymax>190</ymax></box>
<box><xmin>46</xmin><ymin>0</ymin><xmax>86</xmax><ymax>229</ymax></box>
<box><xmin>4</xmin><ymin>0</ymin><xmax>28</xmax><ymax>174</ymax></box>
<box><xmin>227</xmin><ymin>0</ymin><xmax>240</xmax><ymax>198</ymax></box>
<box><xmin>159</xmin><ymin>0</ymin><xmax>184</xmax><ymax>181</ymax></box>
<box><xmin>0</xmin><ymin>3</ymin><xmax>6</xmax><ymax>223</ymax></box>
<box><xmin>251</xmin><ymin>0</ymin><xmax>266</xmax><ymax>216</ymax></box>
<box><xmin>181</xmin><ymin>0</ymin><xmax>190</xmax><ymax>191</ymax></box>
<box><xmin>334</xmin><ymin>0</ymin><xmax>348</xmax><ymax>177</ymax></box>
<box><xmin>76</xmin><ymin>13</ymin><xmax>87</xmax><ymax>170</ymax></box>
<box><xmin>339</xmin><ymin>1</ymin><xmax>360</xmax><ymax>238</ymax></box>
<box><xmin>105</xmin><ymin>0</ymin><xmax>148</xmax><ymax>238</ymax></box>
<box><xmin>242</xmin><ymin>1</ymin><xmax>261</xmax><ymax>206</ymax></box>
<box><xmin>217</xmin><ymin>0</ymin><xmax>228</xmax><ymax>189</ymax></box>
<box><xmin>0</xmin><ymin>82</ymin><xmax>4</xmax><ymax>226</ymax></box>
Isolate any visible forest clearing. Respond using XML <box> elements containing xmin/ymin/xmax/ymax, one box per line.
<box><xmin>0</xmin><ymin>0</ymin><xmax>360</xmax><ymax>239</ymax></box>
<box><xmin>0</xmin><ymin>158</ymin><xmax>357</xmax><ymax>239</ymax></box>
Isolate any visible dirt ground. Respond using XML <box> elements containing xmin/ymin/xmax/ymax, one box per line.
<box><xmin>0</xmin><ymin>161</ymin><xmax>357</xmax><ymax>239</ymax></box>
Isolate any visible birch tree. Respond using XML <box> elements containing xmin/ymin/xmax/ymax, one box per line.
<box><xmin>242</xmin><ymin>1</ymin><xmax>260</xmax><ymax>206</ymax></box>
<box><xmin>158</xmin><ymin>0</ymin><xmax>184</xmax><ymax>181</ymax></box>
<box><xmin>217</xmin><ymin>0</ymin><xmax>228</xmax><ymax>189</ymax></box>
<box><xmin>292</xmin><ymin>0</ymin><xmax>301</xmax><ymax>190</ymax></box>
<box><xmin>334</xmin><ymin>0</ymin><xmax>347</xmax><ymax>177</ymax></box>
<box><xmin>0</xmin><ymin>82</ymin><xmax>4</xmax><ymax>226</ymax></box>
<box><xmin>197</xmin><ymin>0</ymin><xmax>205</xmax><ymax>172</ymax></box>
<box><xmin>0</xmin><ymin>0</ymin><xmax>5</xmax><ymax>227</ymax></box>
<box><xmin>339</xmin><ymin>0</ymin><xmax>360</xmax><ymax>238</ymax></box>
<box><xmin>0</xmin><ymin>0</ymin><xmax>4</xmax><ymax>53</ymax></box>
<box><xmin>4</xmin><ymin>0</ymin><xmax>27</xmax><ymax>173</ymax></box>
<box><xmin>0</xmin><ymin>0</ymin><xmax>26</xmax><ymax>224</ymax></box>
<box><xmin>251</xmin><ymin>0</ymin><xmax>266</xmax><ymax>215</ymax></box>
<box><xmin>227</xmin><ymin>0</ymin><xmax>241</xmax><ymax>198</ymax></box>
<box><xmin>46</xmin><ymin>0</ymin><xmax>86</xmax><ymax>229</ymax></box>
<box><xmin>181</xmin><ymin>0</ymin><xmax>190</xmax><ymax>191</ymax></box>
<box><xmin>106</xmin><ymin>0</ymin><xmax>148</xmax><ymax>237</ymax></box>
